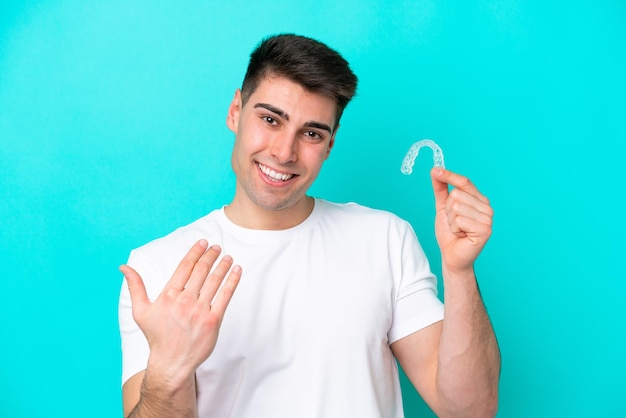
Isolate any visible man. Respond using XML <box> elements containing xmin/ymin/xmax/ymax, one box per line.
<box><xmin>119</xmin><ymin>33</ymin><xmax>500</xmax><ymax>417</ymax></box>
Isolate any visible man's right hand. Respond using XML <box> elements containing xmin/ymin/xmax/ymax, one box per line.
<box><xmin>120</xmin><ymin>239</ymin><xmax>242</xmax><ymax>417</ymax></box>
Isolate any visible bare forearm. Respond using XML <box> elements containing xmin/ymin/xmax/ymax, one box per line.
<box><xmin>437</xmin><ymin>266</ymin><xmax>500</xmax><ymax>417</ymax></box>
<box><xmin>126</xmin><ymin>370</ymin><xmax>198</xmax><ymax>418</ymax></box>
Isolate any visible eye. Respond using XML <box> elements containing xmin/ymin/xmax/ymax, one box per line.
<box><xmin>304</xmin><ymin>130</ymin><xmax>322</xmax><ymax>140</ymax></box>
<box><xmin>262</xmin><ymin>115</ymin><xmax>278</xmax><ymax>125</ymax></box>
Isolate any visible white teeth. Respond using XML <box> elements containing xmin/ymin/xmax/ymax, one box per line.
<box><xmin>259</xmin><ymin>163</ymin><xmax>294</xmax><ymax>181</ymax></box>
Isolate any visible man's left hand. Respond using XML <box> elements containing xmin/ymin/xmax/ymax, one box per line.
<box><xmin>431</xmin><ymin>168</ymin><xmax>494</xmax><ymax>275</ymax></box>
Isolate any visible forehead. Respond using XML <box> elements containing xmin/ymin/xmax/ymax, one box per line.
<box><xmin>247</xmin><ymin>76</ymin><xmax>338</xmax><ymax>126</ymax></box>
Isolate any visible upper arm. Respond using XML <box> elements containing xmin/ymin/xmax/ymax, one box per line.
<box><xmin>391</xmin><ymin>320</ymin><xmax>443</xmax><ymax>414</ymax></box>
<box><xmin>122</xmin><ymin>370</ymin><xmax>145</xmax><ymax>417</ymax></box>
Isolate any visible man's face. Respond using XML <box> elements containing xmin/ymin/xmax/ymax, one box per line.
<box><xmin>226</xmin><ymin>75</ymin><xmax>338</xmax><ymax>217</ymax></box>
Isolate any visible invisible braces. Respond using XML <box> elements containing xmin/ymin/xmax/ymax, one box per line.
<box><xmin>400</xmin><ymin>139</ymin><xmax>445</xmax><ymax>174</ymax></box>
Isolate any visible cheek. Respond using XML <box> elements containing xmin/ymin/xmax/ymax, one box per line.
<box><xmin>236</xmin><ymin>125</ymin><xmax>266</xmax><ymax>153</ymax></box>
<box><xmin>231</xmin><ymin>137</ymin><xmax>249</xmax><ymax>172</ymax></box>
<box><xmin>232</xmin><ymin>128</ymin><xmax>256</xmax><ymax>155</ymax></box>
<box><xmin>305</xmin><ymin>150</ymin><xmax>329</xmax><ymax>175</ymax></box>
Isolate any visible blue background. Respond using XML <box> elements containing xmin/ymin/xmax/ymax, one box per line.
<box><xmin>1</xmin><ymin>1</ymin><xmax>624</xmax><ymax>416</ymax></box>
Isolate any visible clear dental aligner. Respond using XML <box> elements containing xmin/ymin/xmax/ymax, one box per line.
<box><xmin>400</xmin><ymin>139</ymin><xmax>445</xmax><ymax>175</ymax></box>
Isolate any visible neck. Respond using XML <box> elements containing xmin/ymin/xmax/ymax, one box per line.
<box><xmin>224</xmin><ymin>196</ymin><xmax>315</xmax><ymax>230</ymax></box>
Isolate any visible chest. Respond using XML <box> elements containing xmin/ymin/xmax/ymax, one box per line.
<box><xmin>215</xmin><ymin>233</ymin><xmax>396</xmax><ymax>356</ymax></box>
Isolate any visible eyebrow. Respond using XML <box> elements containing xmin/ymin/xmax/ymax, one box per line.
<box><xmin>303</xmin><ymin>121</ymin><xmax>333</xmax><ymax>135</ymax></box>
<box><xmin>254</xmin><ymin>102</ymin><xmax>333</xmax><ymax>135</ymax></box>
<box><xmin>254</xmin><ymin>103</ymin><xmax>288</xmax><ymax>120</ymax></box>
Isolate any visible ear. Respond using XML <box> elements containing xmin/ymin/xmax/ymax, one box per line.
<box><xmin>325</xmin><ymin>125</ymin><xmax>339</xmax><ymax>159</ymax></box>
<box><xmin>226</xmin><ymin>89</ymin><xmax>242</xmax><ymax>133</ymax></box>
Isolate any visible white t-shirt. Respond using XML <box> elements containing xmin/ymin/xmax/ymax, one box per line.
<box><xmin>119</xmin><ymin>199</ymin><xmax>444</xmax><ymax>417</ymax></box>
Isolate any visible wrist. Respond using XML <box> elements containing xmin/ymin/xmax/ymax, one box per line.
<box><xmin>441</xmin><ymin>262</ymin><xmax>480</xmax><ymax>298</ymax></box>
<box><xmin>145</xmin><ymin>357</ymin><xmax>196</xmax><ymax>395</ymax></box>
<box><xmin>441</xmin><ymin>261</ymin><xmax>475</xmax><ymax>280</ymax></box>
<box><xmin>134</xmin><ymin>369</ymin><xmax>197</xmax><ymax>418</ymax></box>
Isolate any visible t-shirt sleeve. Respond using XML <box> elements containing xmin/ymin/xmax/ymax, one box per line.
<box><xmin>118</xmin><ymin>248</ymin><xmax>161</xmax><ymax>386</ymax></box>
<box><xmin>388</xmin><ymin>222</ymin><xmax>444</xmax><ymax>344</ymax></box>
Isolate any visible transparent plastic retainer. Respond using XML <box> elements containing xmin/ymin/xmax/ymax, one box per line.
<box><xmin>400</xmin><ymin>139</ymin><xmax>445</xmax><ymax>175</ymax></box>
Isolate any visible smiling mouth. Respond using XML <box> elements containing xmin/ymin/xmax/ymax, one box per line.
<box><xmin>257</xmin><ymin>162</ymin><xmax>296</xmax><ymax>182</ymax></box>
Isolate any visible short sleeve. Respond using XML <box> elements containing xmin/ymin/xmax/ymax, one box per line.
<box><xmin>388</xmin><ymin>223</ymin><xmax>444</xmax><ymax>344</ymax></box>
<box><xmin>118</xmin><ymin>249</ymin><xmax>161</xmax><ymax>386</ymax></box>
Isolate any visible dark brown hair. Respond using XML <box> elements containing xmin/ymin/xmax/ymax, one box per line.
<box><xmin>241</xmin><ymin>34</ymin><xmax>358</xmax><ymax>127</ymax></box>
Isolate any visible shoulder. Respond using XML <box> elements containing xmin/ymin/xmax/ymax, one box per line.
<box><xmin>315</xmin><ymin>199</ymin><xmax>413</xmax><ymax>235</ymax></box>
<box><xmin>316</xmin><ymin>198</ymin><xmax>406</xmax><ymax>222</ymax></box>
<box><xmin>128</xmin><ymin>209</ymin><xmax>224</xmax><ymax>269</ymax></box>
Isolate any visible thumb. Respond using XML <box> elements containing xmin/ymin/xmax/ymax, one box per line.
<box><xmin>120</xmin><ymin>265</ymin><xmax>150</xmax><ymax>319</ymax></box>
<box><xmin>431</xmin><ymin>168</ymin><xmax>449</xmax><ymax>212</ymax></box>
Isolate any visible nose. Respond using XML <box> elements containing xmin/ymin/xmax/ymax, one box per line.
<box><xmin>270</xmin><ymin>133</ymin><xmax>298</xmax><ymax>164</ymax></box>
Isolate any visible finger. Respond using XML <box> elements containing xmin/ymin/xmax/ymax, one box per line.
<box><xmin>198</xmin><ymin>255</ymin><xmax>234</xmax><ymax>303</ymax></box>
<box><xmin>120</xmin><ymin>264</ymin><xmax>150</xmax><ymax>319</ymax></box>
<box><xmin>446</xmin><ymin>214</ymin><xmax>493</xmax><ymax>242</ymax></box>
<box><xmin>166</xmin><ymin>239</ymin><xmax>210</xmax><ymax>291</ymax></box>
<box><xmin>446</xmin><ymin>213</ymin><xmax>467</xmax><ymax>237</ymax></box>
<box><xmin>209</xmin><ymin>265</ymin><xmax>242</xmax><ymax>316</ymax></box>
<box><xmin>446</xmin><ymin>202</ymin><xmax>493</xmax><ymax>231</ymax></box>
<box><xmin>445</xmin><ymin>192</ymin><xmax>494</xmax><ymax>237</ymax></box>
<box><xmin>431</xmin><ymin>168</ymin><xmax>490</xmax><ymax>205</ymax></box>
<box><xmin>184</xmin><ymin>244</ymin><xmax>222</xmax><ymax>295</ymax></box>
<box><xmin>431</xmin><ymin>168</ymin><xmax>450</xmax><ymax>212</ymax></box>
<box><xmin>446</xmin><ymin>188</ymin><xmax>495</xmax><ymax>221</ymax></box>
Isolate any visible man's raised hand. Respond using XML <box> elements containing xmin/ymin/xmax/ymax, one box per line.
<box><xmin>120</xmin><ymin>240</ymin><xmax>241</xmax><ymax>387</ymax></box>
